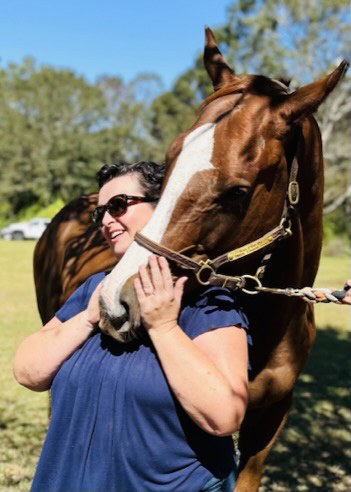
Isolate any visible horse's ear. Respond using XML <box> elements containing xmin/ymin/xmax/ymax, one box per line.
<box><xmin>204</xmin><ymin>26</ymin><xmax>236</xmax><ymax>89</ymax></box>
<box><xmin>279</xmin><ymin>61</ymin><xmax>349</xmax><ymax>125</ymax></box>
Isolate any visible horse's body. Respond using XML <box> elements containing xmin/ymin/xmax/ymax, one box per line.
<box><xmin>34</xmin><ymin>194</ymin><xmax>116</xmax><ymax>323</ymax></box>
<box><xmin>33</xmin><ymin>28</ymin><xmax>347</xmax><ymax>491</ymax></box>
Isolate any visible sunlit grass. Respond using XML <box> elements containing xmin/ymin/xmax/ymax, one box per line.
<box><xmin>0</xmin><ymin>241</ymin><xmax>48</xmax><ymax>490</ymax></box>
<box><xmin>262</xmin><ymin>255</ymin><xmax>350</xmax><ymax>491</ymax></box>
<box><xmin>0</xmin><ymin>240</ymin><xmax>349</xmax><ymax>490</ymax></box>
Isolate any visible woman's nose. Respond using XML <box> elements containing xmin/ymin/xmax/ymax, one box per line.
<box><xmin>101</xmin><ymin>210</ymin><xmax>116</xmax><ymax>226</ymax></box>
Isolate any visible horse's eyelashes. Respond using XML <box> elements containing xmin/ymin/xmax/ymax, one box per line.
<box><xmin>216</xmin><ymin>185</ymin><xmax>250</xmax><ymax>209</ymax></box>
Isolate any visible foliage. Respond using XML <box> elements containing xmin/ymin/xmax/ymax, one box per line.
<box><xmin>217</xmin><ymin>0</ymin><xmax>350</xmax><ymax>82</ymax></box>
<box><xmin>13</xmin><ymin>198</ymin><xmax>66</xmax><ymax>222</ymax></box>
<box><xmin>0</xmin><ymin>58</ymin><xmax>106</xmax><ymax>211</ymax></box>
<box><xmin>0</xmin><ymin>61</ymin><xmax>164</xmax><ymax>221</ymax></box>
<box><xmin>0</xmin><ymin>0</ymin><xmax>349</xmax><ymax>235</ymax></box>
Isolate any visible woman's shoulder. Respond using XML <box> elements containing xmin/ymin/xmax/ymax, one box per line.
<box><xmin>183</xmin><ymin>285</ymin><xmax>245</xmax><ymax>314</ymax></box>
<box><xmin>70</xmin><ymin>271</ymin><xmax>108</xmax><ymax>300</ymax></box>
<box><xmin>179</xmin><ymin>285</ymin><xmax>249</xmax><ymax>339</ymax></box>
<box><xmin>84</xmin><ymin>271</ymin><xmax>109</xmax><ymax>288</ymax></box>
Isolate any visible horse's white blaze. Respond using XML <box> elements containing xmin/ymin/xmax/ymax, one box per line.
<box><xmin>100</xmin><ymin>123</ymin><xmax>216</xmax><ymax>327</ymax></box>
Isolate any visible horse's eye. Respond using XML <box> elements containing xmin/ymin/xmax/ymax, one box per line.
<box><xmin>218</xmin><ymin>185</ymin><xmax>250</xmax><ymax>203</ymax></box>
<box><xmin>215</xmin><ymin>185</ymin><xmax>250</xmax><ymax>213</ymax></box>
<box><xmin>231</xmin><ymin>186</ymin><xmax>250</xmax><ymax>200</ymax></box>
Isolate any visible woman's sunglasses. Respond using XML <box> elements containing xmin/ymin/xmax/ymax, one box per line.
<box><xmin>91</xmin><ymin>194</ymin><xmax>156</xmax><ymax>227</ymax></box>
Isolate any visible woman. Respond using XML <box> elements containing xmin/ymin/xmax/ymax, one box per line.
<box><xmin>14</xmin><ymin>161</ymin><xmax>249</xmax><ymax>492</ymax></box>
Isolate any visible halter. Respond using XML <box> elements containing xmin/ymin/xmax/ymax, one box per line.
<box><xmin>135</xmin><ymin>133</ymin><xmax>300</xmax><ymax>294</ymax></box>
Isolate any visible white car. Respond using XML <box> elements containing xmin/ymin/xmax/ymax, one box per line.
<box><xmin>0</xmin><ymin>217</ymin><xmax>51</xmax><ymax>240</ymax></box>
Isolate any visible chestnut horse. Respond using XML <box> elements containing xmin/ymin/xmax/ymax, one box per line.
<box><xmin>34</xmin><ymin>28</ymin><xmax>347</xmax><ymax>491</ymax></box>
<box><xmin>34</xmin><ymin>194</ymin><xmax>116</xmax><ymax>323</ymax></box>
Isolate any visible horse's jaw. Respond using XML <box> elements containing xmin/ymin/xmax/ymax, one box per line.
<box><xmin>98</xmin><ymin>241</ymin><xmax>149</xmax><ymax>342</ymax></box>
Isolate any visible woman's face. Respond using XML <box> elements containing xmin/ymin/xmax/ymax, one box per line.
<box><xmin>98</xmin><ymin>174</ymin><xmax>155</xmax><ymax>260</ymax></box>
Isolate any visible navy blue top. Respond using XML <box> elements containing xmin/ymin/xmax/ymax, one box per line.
<box><xmin>31</xmin><ymin>273</ymin><xmax>249</xmax><ymax>492</ymax></box>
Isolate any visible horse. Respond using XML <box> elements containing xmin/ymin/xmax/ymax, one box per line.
<box><xmin>33</xmin><ymin>193</ymin><xmax>116</xmax><ymax>324</ymax></box>
<box><xmin>96</xmin><ymin>28</ymin><xmax>347</xmax><ymax>490</ymax></box>
<box><xmin>33</xmin><ymin>27</ymin><xmax>347</xmax><ymax>491</ymax></box>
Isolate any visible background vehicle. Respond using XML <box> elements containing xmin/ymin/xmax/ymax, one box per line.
<box><xmin>0</xmin><ymin>218</ymin><xmax>51</xmax><ymax>240</ymax></box>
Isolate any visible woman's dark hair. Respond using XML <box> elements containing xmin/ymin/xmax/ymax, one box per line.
<box><xmin>96</xmin><ymin>161</ymin><xmax>165</xmax><ymax>201</ymax></box>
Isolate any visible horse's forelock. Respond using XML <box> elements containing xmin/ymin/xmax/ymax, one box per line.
<box><xmin>200</xmin><ymin>84</ymin><xmax>245</xmax><ymax>111</ymax></box>
<box><xmin>200</xmin><ymin>75</ymin><xmax>290</xmax><ymax>114</ymax></box>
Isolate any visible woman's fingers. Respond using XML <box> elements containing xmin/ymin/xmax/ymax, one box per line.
<box><xmin>138</xmin><ymin>263</ymin><xmax>154</xmax><ymax>295</ymax></box>
<box><xmin>136</xmin><ymin>255</ymin><xmax>186</xmax><ymax>306</ymax></box>
<box><xmin>174</xmin><ymin>276</ymin><xmax>188</xmax><ymax>302</ymax></box>
<box><xmin>159</xmin><ymin>256</ymin><xmax>173</xmax><ymax>291</ymax></box>
<box><xmin>149</xmin><ymin>255</ymin><xmax>164</xmax><ymax>290</ymax></box>
<box><xmin>86</xmin><ymin>282</ymin><xmax>103</xmax><ymax>325</ymax></box>
<box><xmin>134</xmin><ymin>277</ymin><xmax>146</xmax><ymax>300</ymax></box>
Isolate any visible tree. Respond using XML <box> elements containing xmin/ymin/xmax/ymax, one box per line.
<box><xmin>0</xmin><ymin>1</ymin><xmax>349</xmax><ymax>231</ymax></box>
<box><xmin>94</xmin><ymin>73</ymin><xmax>164</xmax><ymax>165</ymax></box>
<box><xmin>0</xmin><ymin>62</ymin><xmax>164</xmax><ymax>218</ymax></box>
<box><xmin>0</xmin><ymin>58</ymin><xmax>106</xmax><ymax>213</ymax></box>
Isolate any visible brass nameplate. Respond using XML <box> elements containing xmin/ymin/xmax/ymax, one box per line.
<box><xmin>227</xmin><ymin>235</ymin><xmax>275</xmax><ymax>261</ymax></box>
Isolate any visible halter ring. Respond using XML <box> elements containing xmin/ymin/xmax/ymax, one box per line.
<box><xmin>241</xmin><ymin>275</ymin><xmax>262</xmax><ymax>295</ymax></box>
<box><xmin>196</xmin><ymin>260</ymin><xmax>215</xmax><ymax>285</ymax></box>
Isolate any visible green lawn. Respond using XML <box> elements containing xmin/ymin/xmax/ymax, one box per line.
<box><xmin>0</xmin><ymin>240</ymin><xmax>349</xmax><ymax>491</ymax></box>
<box><xmin>261</xmin><ymin>255</ymin><xmax>351</xmax><ymax>492</ymax></box>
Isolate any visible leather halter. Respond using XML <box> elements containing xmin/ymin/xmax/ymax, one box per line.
<box><xmin>135</xmin><ymin>133</ymin><xmax>300</xmax><ymax>293</ymax></box>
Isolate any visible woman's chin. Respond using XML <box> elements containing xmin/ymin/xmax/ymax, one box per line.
<box><xmin>112</xmin><ymin>238</ymin><xmax>132</xmax><ymax>260</ymax></box>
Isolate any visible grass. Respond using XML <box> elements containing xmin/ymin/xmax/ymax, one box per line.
<box><xmin>0</xmin><ymin>240</ymin><xmax>349</xmax><ymax>491</ymax></box>
<box><xmin>0</xmin><ymin>241</ymin><xmax>48</xmax><ymax>491</ymax></box>
<box><xmin>261</xmin><ymin>255</ymin><xmax>350</xmax><ymax>492</ymax></box>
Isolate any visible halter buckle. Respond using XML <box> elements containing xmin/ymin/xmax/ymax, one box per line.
<box><xmin>288</xmin><ymin>180</ymin><xmax>299</xmax><ymax>205</ymax></box>
<box><xmin>196</xmin><ymin>260</ymin><xmax>215</xmax><ymax>285</ymax></box>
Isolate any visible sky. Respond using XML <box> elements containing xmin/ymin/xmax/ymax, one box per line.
<box><xmin>1</xmin><ymin>0</ymin><xmax>232</xmax><ymax>89</ymax></box>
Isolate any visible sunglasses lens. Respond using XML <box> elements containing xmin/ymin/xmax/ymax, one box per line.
<box><xmin>91</xmin><ymin>207</ymin><xmax>104</xmax><ymax>226</ymax></box>
<box><xmin>108</xmin><ymin>195</ymin><xmax>127</xmax><ymax>217</ymax></box>
<box><xmin>91</xmin><ymin>195</ymin><xmax>133</xmax><ymax>226</ymax></box>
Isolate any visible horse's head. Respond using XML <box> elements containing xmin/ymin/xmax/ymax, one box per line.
<box><xmin>99</xmin><ymin>27</ymin><xmax>348</xmax><ymax>342</ymax></box>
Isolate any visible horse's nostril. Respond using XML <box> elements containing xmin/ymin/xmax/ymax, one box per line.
<box><xmin>121</xmin><ymin>301</ymin><xmax>129</xmax><ymax>318</ymax></box>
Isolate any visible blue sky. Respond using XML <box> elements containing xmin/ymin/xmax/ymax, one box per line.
<box><xmin>1</xmin><ymin>0</ymin><xmax>232</xmax><ymax>89</ymax></box>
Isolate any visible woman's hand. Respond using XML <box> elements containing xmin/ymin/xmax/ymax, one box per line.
<box><xmin>134</xmin><ymin>255</ymin><xmax>187</xmax><ymax>333</ymax></box>
<box><xmin>85</xmin><ymin>282</ymin><xmax>103</xmax><ymax>326</ymax></box>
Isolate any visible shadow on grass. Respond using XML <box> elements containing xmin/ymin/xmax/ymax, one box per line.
<box><xmin>261</xmin><ymin>327</ymin><xmax>351</xmax><ymax>491</ymax></box>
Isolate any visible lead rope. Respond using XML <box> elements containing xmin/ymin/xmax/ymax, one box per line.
<box><xmin>254</xmin><ymin>284</ymin><xmax>350</xmax><ymax>304</ymax></box>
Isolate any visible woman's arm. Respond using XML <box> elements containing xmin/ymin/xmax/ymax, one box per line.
<box><xmin>13</xmin><ymin>283</ymin><xmax>102</xmax><ymax>392</ymax></box>
<box><xmin>134</xmin><ymin>255</ymin><xmax>249</xmax><ymax>436</ymax></box>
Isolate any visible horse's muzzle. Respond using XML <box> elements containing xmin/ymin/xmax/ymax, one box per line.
<box><xmin>98</xmin><ymin>277</ymin><xmax>141</xmax><ymax>343</ymax></box>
